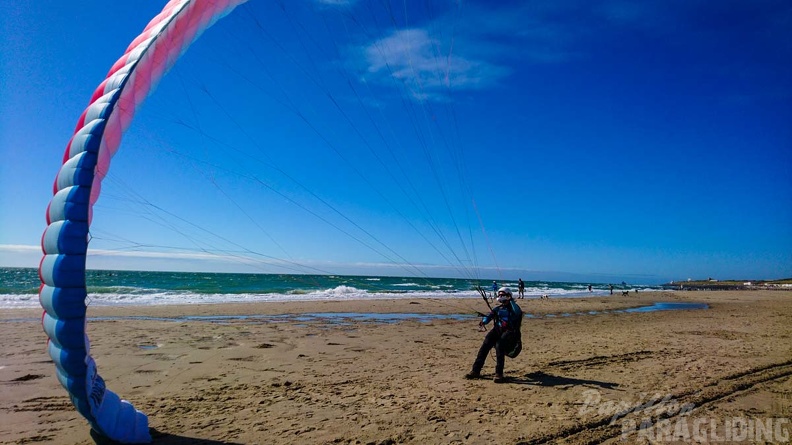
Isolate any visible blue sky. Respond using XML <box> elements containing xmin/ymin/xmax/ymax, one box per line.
<box><xmin>1</xmin><ymin>0</ymin><xmax>790</xmax><ymax>284</ymax></box>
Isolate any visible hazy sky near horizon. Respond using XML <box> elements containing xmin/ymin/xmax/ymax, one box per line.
<box><xmin>1</xmin><ymin>0</ymin><xmax>790</xmax><ymax>284</ymax></box>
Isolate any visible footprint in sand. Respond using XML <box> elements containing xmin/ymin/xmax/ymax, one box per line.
<box><xmin>10</xmin><ymin>374</ymin><xmax>45</xmax><ymax>382</ymax></box>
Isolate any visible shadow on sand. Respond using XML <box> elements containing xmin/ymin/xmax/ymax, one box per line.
<box><xmin>505</xmin><ymin>371</ymin><xmax>619</xmax><ymax>390</ymax></box>
<box><xmin>91</xmin><ymin>428</ymin><xmax>244</xmax><ymax>445</ymax></box>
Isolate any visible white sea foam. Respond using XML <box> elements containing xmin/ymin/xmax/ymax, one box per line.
<box><xmin>0</xmin><ymin>293</ymin><xmax>39</xmax><ymax>308</ymax></box>
<box><xmin>0</xmin><ymin>285</ymin><xmax>626</xmax><ymax>308</ymax></box>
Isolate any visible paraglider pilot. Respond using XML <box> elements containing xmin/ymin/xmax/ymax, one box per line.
<box><xmin>465</xmin><ymin>287</ymin><xmax>522</xmax><ymax>383</ymax></box>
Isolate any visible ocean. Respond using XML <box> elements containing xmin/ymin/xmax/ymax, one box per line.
<box><xmin>0</xmin><ymin>267</ymin><xmax>661</xmax><ymax>309</ymax></box>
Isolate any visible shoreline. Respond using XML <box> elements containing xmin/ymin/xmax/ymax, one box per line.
<box><xmin>0</xmin><ymin>289</ymin><xmax>660</xmax><ymax>310</ymax></box>
<box><xmin>0</xmin><ymin>290</ymin><xmax>707</xmax><ymax>320</ymax></box>
<box><xmin>2</xmin><ymin>290</ymin><xmax>790</xmax><ymax>444</ymax></box>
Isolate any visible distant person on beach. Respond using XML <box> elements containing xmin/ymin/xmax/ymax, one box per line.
<box><xmin>609</xmin><ymin>284</ymin><xmax>613</xmax><ymax>295</ymax></box>
<box><xmin>518</xmin><ymin>279</ymin><xmax>525</xmax><ymax>299</ymax></box>
<box><xmin>492</xmin><ymin>281</ymin><xmax>498</xmax><ymax>300</ymax></box>
<box><xmin>465</xmin><ymin>287</ymin><xmax>523</xmax><ymax>383</ymax></box>
<box><xmin>588</xmin><ymin>284</ymin><xmax>592</xmax><ymax>293</ymax></box>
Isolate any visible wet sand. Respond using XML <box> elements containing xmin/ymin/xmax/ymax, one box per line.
<box><xmin>1</xmin><ymin>290</ymin><xmax>791</xmax><ymax>444</ymax></box>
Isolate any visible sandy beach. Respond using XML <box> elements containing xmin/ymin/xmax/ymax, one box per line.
<box><xmin>2</xmin><ymin>290</ymin><xmax>790</xmax><ymax>444</ymax></box>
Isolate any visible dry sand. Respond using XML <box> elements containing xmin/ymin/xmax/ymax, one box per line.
<box><xmin>1</xmin><ymin>290</ymin><xmax>790</xmax><ymax>444</ymax></box>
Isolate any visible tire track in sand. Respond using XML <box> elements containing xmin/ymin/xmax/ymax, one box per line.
<box><xmin>518</xmin><ymin>359</ymin><xmax>792</xmax><ymax>445</ymax></box>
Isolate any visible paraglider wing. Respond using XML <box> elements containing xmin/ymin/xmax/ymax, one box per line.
<box><xmin>38</xmin><ymin>1</ymin><xmax>248</xmax><ymax>442</ymax></box>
